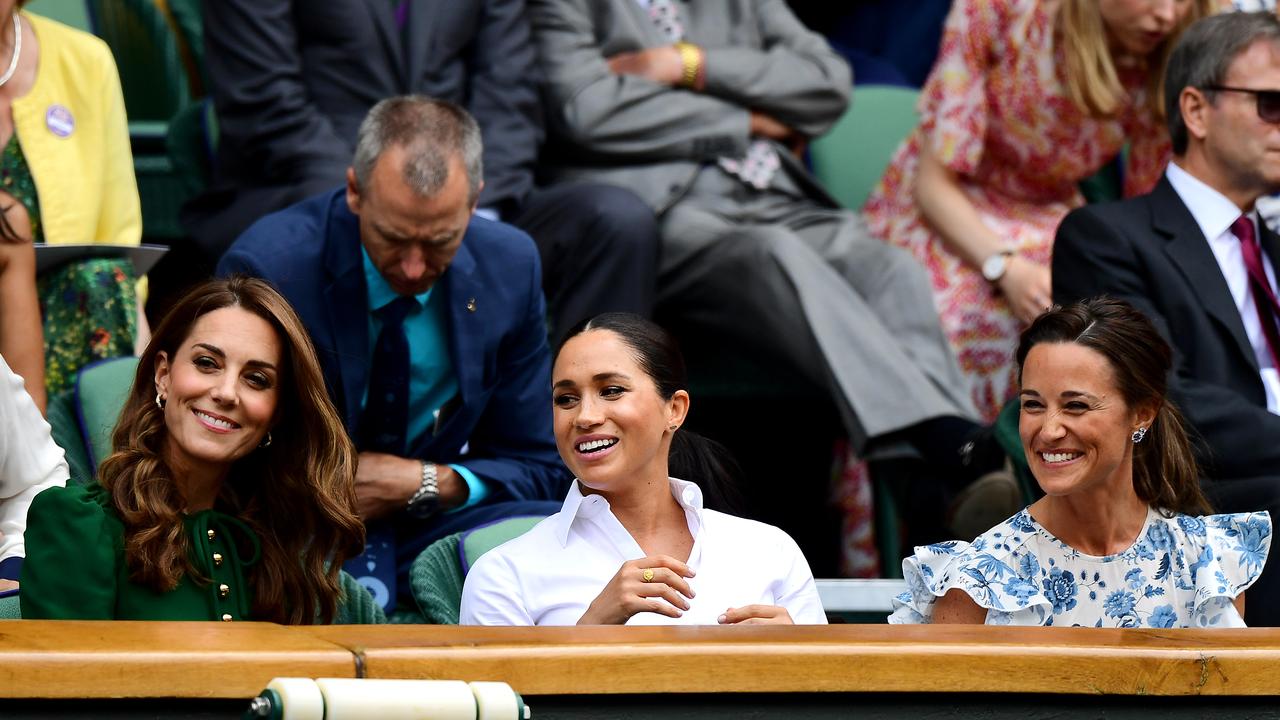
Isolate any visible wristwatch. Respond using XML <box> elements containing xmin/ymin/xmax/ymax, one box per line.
<box><xmin>406</xmin><ymin>462</ymin><xmax>440</xmax><ymax>519</ymax></box>
<box><xmin>981</xmin><ymin>250</ymin><xmax>1014</xmax><ymax>282</ymax></box>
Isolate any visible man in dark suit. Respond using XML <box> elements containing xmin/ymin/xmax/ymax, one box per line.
<box><xmin>188</xmin><ymin>0</ymin><xmax>658</xmax><ymax>341</ymax></box>
<box><xmin>218</xmin><ymin>97</ymin><xmax>567</xmax><ymax>609</ymax></box>
<box><xmin>1054</xmin><ymin>12</ymin><xmax>1280</xmax><ymax>624</ymax></box>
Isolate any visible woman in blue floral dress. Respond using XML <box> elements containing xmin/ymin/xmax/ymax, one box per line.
<box><xmin>890</xmin><ymin>299</ymin><xmax>1271</xmax><ymax>627</ymax></box>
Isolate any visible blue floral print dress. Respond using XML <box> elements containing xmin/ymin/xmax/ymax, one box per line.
<box><xmin>889</xmin><ymin>507</ymin><xmax>1271</xmax><ymax>627</ymax></box>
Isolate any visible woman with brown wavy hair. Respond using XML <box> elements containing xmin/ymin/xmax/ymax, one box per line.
<box><xmin>891</xmin><ymin>298</ymin><xmax>1272</xmax><ymax>628</ymax></box>
<box><xmin>20</xmin><ymin>277</ymin><xmax>366</xmax><ymax>623</ymax></box>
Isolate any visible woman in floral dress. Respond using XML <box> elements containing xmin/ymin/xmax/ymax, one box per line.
<box><xmin>864</xmin><ymin>0</ymin><xmax>1220</xmax><ymax>421</ymax></box>
<box><xmin>890</xmin><ymin>299</ymin><xmax>1270</xmax><ymax>627</ymax></box>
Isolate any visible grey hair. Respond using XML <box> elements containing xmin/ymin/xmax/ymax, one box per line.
<box><xmin>1165</xmin><ymin>12</ymin><xmax>1280</xmax><ymax>155</ymax></box>
<box><xmin>351</xmin><ymin>95</ymin><xmax>484</xmax><ymax>204</ymax></box>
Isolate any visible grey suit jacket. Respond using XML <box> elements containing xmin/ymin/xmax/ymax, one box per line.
<box><xmin>527</xmin><ymin>0</ymin><xmax>851</xmax><ymax>212</ymax></box>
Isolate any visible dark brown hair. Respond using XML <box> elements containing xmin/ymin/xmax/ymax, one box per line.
<box><xmin>1015</xmin><ymin>297</ymin><xmax>1210</xmax><ymax>516</ymax></box>
<box><xmin>557</xmin><ymin>313</ymin><xmax>745</xmax><ymax>514</ymax></box>
<box><xmin>98</xmin><ymin>277</ymin><xmax>365</xmax><ymax>623</ymax></box>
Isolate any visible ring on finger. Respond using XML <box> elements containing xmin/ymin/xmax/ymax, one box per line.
<box><xmin>641</xmin><ymin>568</ymin><xmax>655</xmax><ymax>582</ymax></box>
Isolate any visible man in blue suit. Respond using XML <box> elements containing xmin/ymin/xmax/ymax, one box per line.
<box><xmin>218</xmin><ymin>97</ymin><xmax>567</xmax><ymax>609</ymax></box>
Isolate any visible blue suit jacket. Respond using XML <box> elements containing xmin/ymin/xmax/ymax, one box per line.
<box><xmin>217</xmin><ymin>188</ymin><xmax>570</xmax><ymax>503</ymax></box>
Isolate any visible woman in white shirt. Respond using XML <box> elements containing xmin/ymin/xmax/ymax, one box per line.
<box><xmin>461</xmin><ymin>313</ymin><xmax>825</xmax><ymax>626</ymax></box>
<box><xmin>0</xmin><ymin>352</ymin><xmax>67</xmax><ymax>591</ymax></box>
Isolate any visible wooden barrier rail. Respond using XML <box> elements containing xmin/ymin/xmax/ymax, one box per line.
<box><xmin>5</xmin><ymin>622</ymin><xmax>1280</xmax><ymax>700</ymax></box>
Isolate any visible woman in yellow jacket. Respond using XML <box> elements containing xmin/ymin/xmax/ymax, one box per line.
<box><xmin>0</xmin><ymin>0</ymin><xmax>143</xmax><ymax>400</ymax></box>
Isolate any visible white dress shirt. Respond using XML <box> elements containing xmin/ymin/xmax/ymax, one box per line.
<box><xmin>0</xmin><ymin>354</ymin><xmax>69</xmax><ymax>572</ymax></box>
<box><xmin>460</xmin><ymin>477</ymin><xmax>827</xmax><ymax>625</ymax></box>
<box><xmin>1166</xmin><ymin>162</ymin><xmax>1280</xmax><ymax>414</ymax></box>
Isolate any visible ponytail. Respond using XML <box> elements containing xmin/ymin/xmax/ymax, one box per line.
<box><xmin>1134</xmin><ymin>402</ymin><xmax>1211</xmax><ymax>516</ymax></box>
<box><xmin>668</xmin><ymin>429</ymin><xmax>746</xmax><ymax>515</ymax></box>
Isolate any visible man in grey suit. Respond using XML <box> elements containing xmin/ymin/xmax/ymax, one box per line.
<box><xmin>528</xmin><ymin>0</ymin><xmax>1006</xmax><ymax>500</ymax></box>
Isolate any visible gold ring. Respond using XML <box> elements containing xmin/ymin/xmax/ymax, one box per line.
<box><xmin>641</xmin><ymin>568</ymin><xmax>655</xmax><ymax>582</ymax></box>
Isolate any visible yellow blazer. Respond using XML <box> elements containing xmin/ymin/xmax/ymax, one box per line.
<box><xmin>14</xmin><ymin>12</ymin><xmax>140</xmax><ymax>248</ymax></box>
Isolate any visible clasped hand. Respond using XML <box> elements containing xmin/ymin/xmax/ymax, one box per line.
<box><xmin>997</xmin><ymin>256</ymin><xmax>1053</xmax><ymax>324</ymax></box>
<box><xmin>577</xmin><ymin>555</ymin><xmax>794</xmax><ymax>625</ymax></box>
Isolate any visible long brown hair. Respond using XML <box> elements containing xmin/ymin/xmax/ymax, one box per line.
<box><xmin>98</xmin><ymin>277</ymin><xmax>365</xmax><ymax>624</ymax></box>
<box><xmin>1015</xmin><ymin>297</ymin><xmax>1210</xmax><ymax>516</ymax></box>
<box><xmin>1058</xmin><ymin>0</ymin><xmax>1219</xmax><ymax>118</ymax></box>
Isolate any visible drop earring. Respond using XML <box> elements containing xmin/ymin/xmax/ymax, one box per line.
<box><xmin>155</xmin><ymin>393</ymin><xmax>166</xmax><ymax>410</ymax></box>
<box><xmin>1131</xmin><ymin>427</ymin><xmax>1147</xmax><ymax>444</ymax></box>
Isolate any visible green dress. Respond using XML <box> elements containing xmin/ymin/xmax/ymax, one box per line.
<box><xmin>19</xmin><ymin>483</ymin><xmax>385</xmax><ymax>624</ymax></box>
<box><xmin>20</xmin><ymin>483</ymin><xmax>259</xmax><ymax>621</ymax></box>
<box><xmin>1</xmin><ymin>134</ymin><xmax>137</xmax><ymax>395</ymax></box>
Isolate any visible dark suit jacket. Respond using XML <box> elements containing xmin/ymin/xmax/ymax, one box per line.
<box><xmin>187</xmin><ymin>0</ymin><xmax>542</xmax><ymax>256</ymax></box>
<box><xmin>1053</xmin><ymin>175</ymin><xmax>1280</xmax><ymax>480</ymax></box>
<box><xmin>216</xmin><ymin>189</ymin><xmax>570</xmax><ymax>503</ymax></box>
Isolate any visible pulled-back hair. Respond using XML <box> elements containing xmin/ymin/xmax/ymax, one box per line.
<box><xmin>1015</xmin><ymin>297</ymin><xmax>1210</xmax><ymax>516</ymax></box>
<box><xmin>558</xmin><ymin>313</ymin><xmax>745</xmax><ymax>514</ymax></box>
<box><xmin>98</xmin><ymin>277</ymin><xmax>365</xmax><ymax>624</ymax></box>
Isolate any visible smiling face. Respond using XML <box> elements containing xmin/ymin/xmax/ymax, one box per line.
<box><xmin>347</xmin><ymin>144</ymin><xmax>475</xmax><ymax>297</ymax></box>
<box><xmin>1018</xmin><ymin>342</ymin><xmax>1156</xmax><ymax>500</ymax></box>
<box><xmin>551</xmin><ymin>329</ymin><xmax>688</xmax><ymax>494</ymax></box>
<box><xmin>154</xmin><ymin>306</ymin><xmax>282</xmax><ymax>483</ymax></box>
<box><xmin>1099</xmin><ymin>0</ymin><xmax>1192</xmax><ymax>57</ymax></box>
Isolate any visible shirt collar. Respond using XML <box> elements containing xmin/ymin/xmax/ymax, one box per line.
<box><xmin>551</xmin><ymin>477</ymin><xmax>706</xmax><ymax>547</ymax></box>
<box><xmin>1166</xmin><ymin>162</ymin><xmax>1256</xmax><ymax>242</ymax></box>
<box><xmin>361</xmin><ymin>246</ymin><xmax>432</xmax><ymax>312</ymax></box>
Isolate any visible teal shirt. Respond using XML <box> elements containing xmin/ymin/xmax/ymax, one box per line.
<box><xmin>361</xmin><ymin>250</ymin><xmax>486</xmax><ymax>508</ymax></box>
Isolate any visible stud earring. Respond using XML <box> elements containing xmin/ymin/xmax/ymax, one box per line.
<box><xmin>259</xmin><ymin>432</ymin><xmax>273</xmax><ymax>449</ymax></box>
<box><xmin>668</xmin><ymin>424</ymin><xmax>678</xmax><ymax>431</ymax></box>
<box><xmin>1132</xmin><ymin>427</ymin><xmax>1147</xmax><ymax>444</ymax></box>
<box><xmin>155</xmin><ymin>393</ymin><xmax>166</xmax><ymax>410</ymax></box>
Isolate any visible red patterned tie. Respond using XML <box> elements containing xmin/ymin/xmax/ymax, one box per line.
<box><xmin>1232</xmin><ymin>214</ymin><xmax>1280</xmax><ymax>372</ymax></box>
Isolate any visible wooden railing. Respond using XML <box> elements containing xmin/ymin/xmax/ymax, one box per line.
<box><xmin>4</xmin><ymin>622</ymin><xmax>1280</xmax><ymax>700</ymax></box>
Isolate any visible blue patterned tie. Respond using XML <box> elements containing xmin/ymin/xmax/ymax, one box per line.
<box><xmin>346</xmin><ymin>295</ymin><xmax>418</xmax><ymax>610</ymax></box>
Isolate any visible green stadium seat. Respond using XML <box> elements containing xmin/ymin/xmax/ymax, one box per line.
<box><xmin>409</xmin><ymin>516</ymin><xmax>545</xmax><ymax>624</ymax></box>
<box><xmin>86</xmin><ymin>0</ymin><xmax>197</xmax><ymax>240</ymax></box>
<box><xmin>810</xmin><ymin>85</ymin><xmax>920</xmax><ymax>213</ymax></box>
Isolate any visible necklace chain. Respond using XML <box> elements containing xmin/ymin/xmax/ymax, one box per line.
<box><xmin>0</xmin><ymin>13</ymin><xmax>22</xmax><ymax>89</ymax></box>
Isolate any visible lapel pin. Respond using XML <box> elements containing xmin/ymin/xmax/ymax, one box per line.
<box><xmin>465</xmin><ymin>298</ymin><xmax>477</xmax><ymax>313</ymax></box>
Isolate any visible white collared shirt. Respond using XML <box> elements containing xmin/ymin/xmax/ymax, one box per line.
<box><xmin>459</xmin><ymin>477</ymin><xmax>827</xmax><ymax>625</ymax></box>
<box><xmin>1166</xmin><ymin>162</ymin><xmax>1280</xmax><ymax>414</ymax></box>
<box><xmin>0</xmin><ymin>355</ymin><xmax>68</xmax><ymax>571</ymax></box>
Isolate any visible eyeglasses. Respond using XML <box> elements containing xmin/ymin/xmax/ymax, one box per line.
<box><xmin>1202</xmin><ymin>85</ymin><xmax>1280</xmax><ymax>124</ymax></box>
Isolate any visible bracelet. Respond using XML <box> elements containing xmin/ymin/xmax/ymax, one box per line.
<box><xmin>675</xmin><ymin>41</ymin><xmax>702</xmax><ymax>89</ymax></box>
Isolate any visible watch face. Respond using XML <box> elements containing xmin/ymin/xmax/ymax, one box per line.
<box><xmin>406</xmin><ymin>495</ymin><xmax>439</xmax><ymax>519</ymax></box>
<box><xmin>982</xmin><ymin>253</ymin><xmax>1008</xmax><ymax>281</ymax></box>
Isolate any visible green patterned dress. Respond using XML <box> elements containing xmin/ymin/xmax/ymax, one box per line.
<box><xmin>2</xmin><ymin>133</ymin><xmax>137</xmax><ymax>394</ymax></box>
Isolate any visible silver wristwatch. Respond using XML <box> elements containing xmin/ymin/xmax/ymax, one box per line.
<box><xmin>406</xmin><ymin>462</ymin><xmax>440</xmax><ymax>518</ymax></box>
<box><xmin>981</xmin><ymin>250</ymin><xmax>1014</xmax><ymax>282</ymax></box>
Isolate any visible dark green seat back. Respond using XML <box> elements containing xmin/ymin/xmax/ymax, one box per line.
<box><xmin>410</xmin><ymin>517</ymin><xmax>544</xmax><ymax>624</ymax></box>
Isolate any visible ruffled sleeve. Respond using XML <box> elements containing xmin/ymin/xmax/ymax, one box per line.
<box><xmin>1182</xmin><ymin>512</ymin><xmax>1271</xmax><ymax>627</ymax></box>
<box><xmin>888</xmin><ymin>520</ymin><xmax>1052</xmax><ymax>625</ymax></box>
